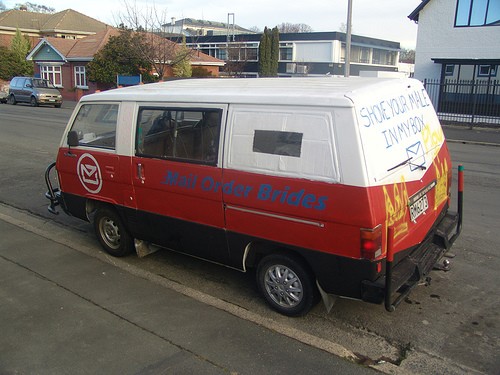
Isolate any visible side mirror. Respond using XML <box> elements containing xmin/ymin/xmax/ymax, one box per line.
<box><xmin>67</xmin><ymin>130</ymin><xmax>79</xmax><ymax>147</ymax></box>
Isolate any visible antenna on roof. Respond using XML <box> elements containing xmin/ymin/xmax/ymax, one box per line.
<box><xmin>227</xmin><ymin>13</ymin><xmax>235</xmax><ymax>42</ymax></box>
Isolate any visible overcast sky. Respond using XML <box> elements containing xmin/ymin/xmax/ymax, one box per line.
<box><xmin>4</xmin><ymin>0</ymin><xmax>422</xmax><ymax>48</ymax></box>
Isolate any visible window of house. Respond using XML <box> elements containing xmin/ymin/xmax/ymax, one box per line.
<box><xmin>74</xmin><ymin>66</ymin><xmax>87</xmax><ymax>88</ymax></box>
<box><xmin>70</xmin><ymin>103</ymin><xmax>119</xmax><ymax>149</ymax></box>
<box><xmin>478</xmin><ymin>64</ymin><xmax>498</xmax><ymax>77</ymax></box>
<box><xmin>40</xmin><ymin>65</ymin><xmax>62</xmax><ymax>87</ymax></box>
<box><xmin>445</xmin><ymin>64</ymin><xmax>455</xmax><ymax>76</ymax></box>
<box><xmin>136</xmin><ymin>108</ymin><xmax>222</xmax><ymax>165</ymax></box>
<box><xmin>455</xmin><ymin>0</ymin><xmax>500</xmax><ymax>26</ymax></box>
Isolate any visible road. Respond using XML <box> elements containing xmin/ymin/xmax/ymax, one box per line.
<box><xmin>0</xmin><ymin>101</ymin><xmax>499</xmax><ymax>374</ymax></box>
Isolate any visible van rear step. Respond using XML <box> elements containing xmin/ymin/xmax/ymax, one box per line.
<box><xmin>362</xmin><ymin>242</ymin><xmax>448</xmax><ymax>306</ymax></box>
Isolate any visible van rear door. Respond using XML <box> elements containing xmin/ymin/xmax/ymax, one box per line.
<box><xmin>350</xmin><ymin>78</ymin><xmax>452</xmax><ymax>252</ymax></box>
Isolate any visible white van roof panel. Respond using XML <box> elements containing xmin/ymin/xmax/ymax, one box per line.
<box><xmin>81</xmin><ymin>77</ymin><xmax>415</xmax><ymax>107</ymax></box>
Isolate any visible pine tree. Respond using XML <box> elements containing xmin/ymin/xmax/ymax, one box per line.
<box><xmin>10</xmin><ymin>29</ymin><xmax>33</xmax><ymax>77</ymax></box>
<box><xmin>270</xmin><ymin>27</ymin><xmax>280</xmax><ymax>77</ymax></box>
<box><xmin>258</xmin><ymin>27</ymin><xmax>271</xmax><ymax>77</ymax></box>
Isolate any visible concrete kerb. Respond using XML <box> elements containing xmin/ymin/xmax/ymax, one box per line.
<box><xmin>0</xmin><ymin>203</ymin><xmax>484</xmax><ymax>375</ymax></box>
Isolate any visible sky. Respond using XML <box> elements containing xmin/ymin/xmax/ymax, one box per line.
<box><xmin>3</xmin><ymin>0</ymin><xmax>422</xmax><ymax>48</ymax></box>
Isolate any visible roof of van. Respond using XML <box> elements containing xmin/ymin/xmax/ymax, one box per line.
<box><xmin>81</xmin><ymin>77</ymin><xmax>416</xmax><ymax>107</ymax></box>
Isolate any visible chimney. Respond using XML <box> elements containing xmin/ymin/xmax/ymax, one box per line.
<box><xmin>20</xmin><ymin>5</ymin><xmax>28</xmax><ymax>11</ymax></box>
<box><xmin>171</xmin><ymin>17</ymin><xmax>176</xmax><ymax>26</ymax></box>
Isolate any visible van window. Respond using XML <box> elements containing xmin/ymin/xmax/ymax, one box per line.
<box><xmin>228</xmin><ymin>107</ymin><xmax>339</xmax><ymax>182</ymax></box>
<box><xmin>253</xmin><ymin>130</ymin><xmax>303</xmax><ymax>157</ymax></box>
<box><xmin>136</xmin><ymin>107</ymin><xmax>221</xmax><ymax>165</ymax></box>
<box><xmin>70</xmin><ymin>103</ymin><xmax>119</xmax><ymax>149</ymax></box>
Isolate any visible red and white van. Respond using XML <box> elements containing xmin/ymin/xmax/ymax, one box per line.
<box><xmin>45</xmin><ymin>77</ymin><xmax>463</xmax><ymax>316</ymax></box>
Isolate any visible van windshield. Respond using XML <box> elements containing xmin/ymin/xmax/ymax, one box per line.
<box><xmin>32</xmin><ymin>79</ymin><xmax>55</xmax><ymax>89</ymax></box>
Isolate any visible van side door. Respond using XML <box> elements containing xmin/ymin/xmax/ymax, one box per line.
<box><xmin>132</xmin><ymin>105</ymin><xmax>229</xmax><ymax>263</ymax></box>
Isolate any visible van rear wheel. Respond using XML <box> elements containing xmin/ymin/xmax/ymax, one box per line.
<box><xmin>256</xmin><ymin>254</ymin><xmax>317</xmax><ymax>317</ymax></box>
<box><xmin>94</xmin><ymin>207</ymin><xmax>134</xmax><ymax>257</ymax></box>
<box><xmin>9</xmin><ymin>95</ymin><xmax>16</xmax><ymax>105</ymax></box>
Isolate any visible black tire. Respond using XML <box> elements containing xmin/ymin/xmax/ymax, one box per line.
<box><xmin>256</xmin><ymin>254</ymin><xmax>318</xmax><ymax>317</ymax></box>
<box><xmin>9</xmin><ymin>95</ymin><xmax>16</xmax><ymax>105</ymax></box>
<box><xmin>93</xmin><ymin>206</ymin><xmax>134</xmax><ymax>257</ymax></box>
<box><xmin>30</xmin><ymin>96</ymin><xmax>38</xmax><ymax>107</ymax></box>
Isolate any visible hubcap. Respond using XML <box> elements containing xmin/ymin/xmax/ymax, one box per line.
<box><xmin>99</xmin><ymin>217</ymin><xmax>121</xmax><ymax>250</ymax></box>
<box><xmin>264</xmin><ymin>264</ymin><xmax>303</xmax><ymax>308</ymax></box>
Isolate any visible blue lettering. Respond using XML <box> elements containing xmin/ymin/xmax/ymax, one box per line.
<box><xmin>201</xmin><ymin>176</ymin><xmax>215</xmax><ymax>191</ymax></box>
<box><xmin>315</xmin><ymin>196</ymin><xmax>328</xmax><ymax>211</ymax></box>
<box><xmin>257</xmin><ymin>184</ymin><xmax>272</xmax><ymax>200</ymax></box>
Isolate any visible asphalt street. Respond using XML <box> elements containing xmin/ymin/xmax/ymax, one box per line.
<box><xmin>0</xmin><ymin>100</ymin><xmax>498</xmax><ymax>374</ymax></box>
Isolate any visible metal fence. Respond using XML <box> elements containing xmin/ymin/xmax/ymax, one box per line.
<box><xmin>423</xmin><ymin>78</ymin><xmax>500</xmax><ymax>127</ymax></box>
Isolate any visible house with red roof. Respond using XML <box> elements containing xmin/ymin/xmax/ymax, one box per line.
<box><xmin>26</xmin><ymin>28</ymin><xmax>225</xmax><ymax>101</ymax></box>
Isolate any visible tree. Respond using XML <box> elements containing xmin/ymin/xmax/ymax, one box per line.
<box><xmin>0</xmin><ymin>47</ymin><xmax>17</xmax><ymax>80</ymax></box>
<box><xmin>224</xmin><ymin>43</ymin><xmax>250</xmax><ymax>77</ymax></box>
<box><xmin>14</xmin><ymin>2</ymin><xmax>55</xmax><ymax>13</ymax></box>
<box><xmin>259</xmin><ymin>27</ymin><xmax>279</xmax><ymax>77</ymax></box>
<box><xmin>258</xmin><ymin>27</ymin><xmax>270</xmax><ymax>77</ymax></box>
<box><xmin>0</xmin><ymin>1</ymin><xmax>6</xmax><ymax>11</ymax></box>
<box><xmin>115</xmin><ymin>0</ymin><xmax>193</xmax><ymax>79</ymax></box>
<box><xmin>400</xmin><ymin>49</ymin><xmax>416</xmax><ymax>64</ymax></box>
<box><xmin>10</xmin><ymin>29</ymin><xmax>33</xmax><ymax>77</ymax></box>
<box><xmin>87</xmin><ymin>29</ymin><xmax>153</xmax><ymax>85</ymax></box>
<box><xmin>277</xmin><ymin>23</ymin><xmax>313</xmax><ymax>33</ymax></box>
<box><xmin>270</xmin><ymin>27</ymin><xmax>280</xmax><ymax>76</ymax></box>
<box><xmin>172</xmin><ymin>36</ymin><xmax>192</xmax><ymax>78</ymax></box>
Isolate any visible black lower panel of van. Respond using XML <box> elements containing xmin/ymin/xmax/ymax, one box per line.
<box><xmin>362</xmin><ymin>209</ymin><xmax>460</xmax><ymax>306</ymax></box>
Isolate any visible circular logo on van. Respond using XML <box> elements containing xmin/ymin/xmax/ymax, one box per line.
<box><xmin>77</xmin><ymin>153</ymin><xmax>102</xmax><ymax>194</ymax></box>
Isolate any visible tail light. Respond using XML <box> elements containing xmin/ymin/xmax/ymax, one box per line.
<box><xmin>360</xmin><ymin>225</ymin><xmax>383</xmax><ymax>260</ymax></box>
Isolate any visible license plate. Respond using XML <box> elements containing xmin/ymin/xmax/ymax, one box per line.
<box><xmin>49</xmin><ymin>99</ymin><xmax>55</xmax><ymax>102</ymax></box>
<box><xmin>409</xmin><ymin>194</ymin><xmax>429</xmax><ymax>221</ymax></box>
<box><xmin>408</xmin><ymin>180</ymin><xmax>436</xmax><ymax>222</ymax></box>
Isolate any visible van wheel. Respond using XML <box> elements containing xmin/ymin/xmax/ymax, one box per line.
<box><xmin>256</xmin><ymin>254</ymin><xmax>317</xmax><ymax>317</ymax></box>
<box><xmin>94</xmin><ymin>207</ymin><xmax>134</xmax><ymax>257</ymax></box>
<box><xmin>30</xmin><ymin>96</ymin><xmax>38</xmax><ymax>107</ymax></box>
<box><xmin>9</xmin><ymin>95</ymin><xmax>16</xmax><ymax>105</ymax></box>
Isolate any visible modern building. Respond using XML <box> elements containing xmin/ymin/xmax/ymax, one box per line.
<box><xmin>162</xmin><ymin>17</ymin><xmax>254</xmax><ymax>37</ymax></box>
<box><xmin>182</xmin><ymin>31</ymin><xmax>400</xmax><ymax>77</ymax></box>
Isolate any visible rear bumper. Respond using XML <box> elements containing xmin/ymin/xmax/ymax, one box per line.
<box><xmin>362</xmin><ymin>165</ymin><xmax>464</xmax><ymax>311</ymax></box>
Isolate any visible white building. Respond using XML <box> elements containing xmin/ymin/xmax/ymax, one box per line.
<box><xmin>409</xmin><ymin>0</ymin><xmax>500</xmax><ymax>81</ymax></box>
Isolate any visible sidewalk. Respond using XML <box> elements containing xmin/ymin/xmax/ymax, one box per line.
<box><xmin>0</xmin><ymin>208</ymin><xmax>376</xmax><ymax>375</ymax></box>
<box><xmin>443</xmin><ymin>124</ymin><xmax>500</xmax><ymax>146</ymax></box>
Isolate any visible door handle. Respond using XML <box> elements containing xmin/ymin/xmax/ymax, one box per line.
<box><xmin>137</xmin><ymin>163</ymin><xmax>145</xmax><ymax>182</ymax></box>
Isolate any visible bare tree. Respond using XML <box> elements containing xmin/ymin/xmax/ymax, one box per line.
<box><xmin>277</xmin><ymin>23</ymin><xmax>313</xmax><ymax>33</ymax></box>
<box><xmin>114</xmin><ymin>0</ymin><xmax>193</xmax><ymax>79</ymax></box>
<box><xmin>224</xmin><ymin>43</ymin><xmax>251</xmax><ymax>77</ymax></box>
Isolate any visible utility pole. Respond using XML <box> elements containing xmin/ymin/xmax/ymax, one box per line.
<box><xmin>344</xmin><ymin>0</ymin><xmax>353</xmax><ymax>77</ymax></box>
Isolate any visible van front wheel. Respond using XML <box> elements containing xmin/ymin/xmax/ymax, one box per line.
<box><xmin>30</xmin><ymin>96</ymin><xmax>38</xmax><ymax>107</ymax></box>
<box><xmin>256</xmin><ymin>254</ymin><xmax>317</xmax><ymax>317</ymax></box>
<box><xmin>94</xmin><ymin>207</ymin><xmax>134</xmax><ymax>257</ymax></box>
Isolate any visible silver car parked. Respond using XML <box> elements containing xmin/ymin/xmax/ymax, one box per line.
<box><xmin>8</xmin><ymin>77</ymin><xmax>63</xmax><ymax>108</ymax></box>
